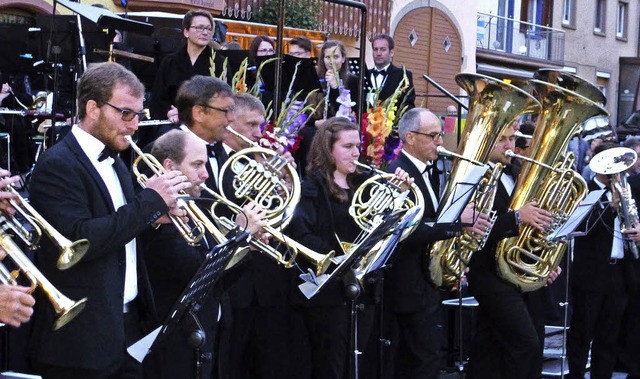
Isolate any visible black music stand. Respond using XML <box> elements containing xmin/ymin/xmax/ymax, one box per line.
<box><xmin>127</xmin><ymin>232</ymin><xmax>249</xmax><ymax>376</ymax></box>
<box><xmin>212</xmin><ymin>49</ymin><xmax>249</xmax><ymax>86</ymax></box>
<box><xmin>281</xmin><ymin>56</ymin><xmax>323</xmax><ymax>99</ymax></box>
<box><xmin>431</xmin><ymin>164</ymin><xmax>487</xmax><ymax>377</ymax></box>
<box><xmin>298</xmin><ymin>208</ymin><xmax>410</xmax><ymax>300</ymax></box>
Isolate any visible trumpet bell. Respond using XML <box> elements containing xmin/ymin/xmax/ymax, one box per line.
<box><xmin>589</xmin><ymin>147</ymin><xmax>637</xmax><ymax>175</ymax></box>
<box><xmin>57</xmin><ymin>239</ymin><xmax>90</xmax><ymax>270</ymax></box>
<box><xmin>52</xmin><ymin>297</ymin><xmax>88</xmax><ymax>331</ymax></box>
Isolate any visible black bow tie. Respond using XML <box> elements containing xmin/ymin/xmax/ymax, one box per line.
<box><xmin>502</xmin><ymin>164</ymin><xmax>515</xmax><ymax>178</ymax></box>
<box><xmin>372</xmin><ymin>68</ymin><xmax>387</xmax><ymax>76</ymax></box>
<box><xmin>206</xmin><ymin>144</ymin><xmax>216</xmax><ymax>158</ymax></box>
<box><xmin>98</xmin><ymin>147</ymin><xmax>118</xmax><ymax>162</ymax></box>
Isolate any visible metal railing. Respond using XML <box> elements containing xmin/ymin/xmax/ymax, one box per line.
<box><xmin>476</xmin><ymin>12</ymin><xmax>565</xmax><ymax>63</ymax></box>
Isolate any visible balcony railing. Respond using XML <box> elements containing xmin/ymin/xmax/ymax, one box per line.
<box><xmin>476</xmin><ymin>12</ymin><xmax>565</xmax><ymax>63</ymax></box>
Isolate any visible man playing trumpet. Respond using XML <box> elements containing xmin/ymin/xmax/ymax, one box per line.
<box><xmin>28</xmin><ymin>62</ymin><xmax>191</xmax><ymax>379</ymax></box>
<box><xmin>142</xmin><ymin>129</ymin><xmax>266</xmax><ymax>378</ymax></box>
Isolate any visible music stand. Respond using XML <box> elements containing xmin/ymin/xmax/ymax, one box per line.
<box><xmin>127</xmin><ymin>232</ymin><xmax>249</xmax><ymax>367</ymax></box>
<box><xmin>435</xmin><ymin>164</ymin><xmax>488</xmax><ymax>225</ymax></box>
<box><xmin>547</xmin><ymin>189</ymin><xmax>605</xmax><ymax>242</ymax></box>
<box><xmin>431</xmin><ymin>164</ymin><xmax>487</xmax><ymax>376</ymax></box>
<box><xmin>282</xmin><ymin>56</ymin><xmax>323</xmax><ymax>98</ymax></box>
<box><xmin>298</xmin><ymin>208</ymin><xmax>409</xmax><ymax>300</ymax></box>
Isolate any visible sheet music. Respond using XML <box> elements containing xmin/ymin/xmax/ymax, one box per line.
<box><xmin>547</xmin><ymin>189</ymin><xmax>605</xmax><ymax>241</ymax></box>
<box><xmin>436</xmin><ymin>164</ymin><xmax>487</xmax><ymax>224</ymax></box>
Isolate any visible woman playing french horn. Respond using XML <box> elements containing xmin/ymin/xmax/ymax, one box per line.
<box><xmin>285</xmin><ymin>117</ymin><xmax>413</xmax><ymax>378</ymax></box>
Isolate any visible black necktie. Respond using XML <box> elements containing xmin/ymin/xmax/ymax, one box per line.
<box><xmin>98</xmin><ymin>147</ymin><xmax>118</xmax><ymax>162</ymax></box>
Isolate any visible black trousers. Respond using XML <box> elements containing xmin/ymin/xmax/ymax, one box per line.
<box><xmin>567</xmin><ymin>264</ymin><xmax>628</xmax><ymax>379</ymax></box>
<box><xmin>382</xmin><ymin>302</ymin><xmax>443</xmax><ymax>379</ymax></box>
<box><xmin>35</xmin><ymin>311</ymin><xmax>143</xmax><ymax>379</ymax></box>
<box><xmin>467</xmin><ymin>276</ymin><xmax>541</xmax><ymax>379</ymax></box>
<box><xmin>218</xmin><ymin>303</ymin><xmax>290</xmax><ymax>379</ymax></box>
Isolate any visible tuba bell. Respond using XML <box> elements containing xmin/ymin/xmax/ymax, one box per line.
<box><xmin>429</xmin><ymin>73</ymin><xmax>541</xmax><ymax>290</ymax></box>
<box><xmin>494</xmin><ymin>71</ymin><xmax>609</xmax><ymax>292</ymax></box>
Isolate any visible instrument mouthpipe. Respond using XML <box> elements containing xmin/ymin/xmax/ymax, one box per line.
<box><xmin>436</xmin><ymin>146</ymin><xmax>483</xmax><ymax>166</ymax></box>
<box><xmin>226</xmin><ymin>126</ymin><xmax>258</xmax><ymax>149</ymax></box>
<box><xmin>505</xmin><ymin>150</ymin><xmax>560</xmax><ymax>172</ymax></box>
<box><xmin>353</xmin><ymin>161</ymin><xmax>391</xmax><ymax>177</ymax></box>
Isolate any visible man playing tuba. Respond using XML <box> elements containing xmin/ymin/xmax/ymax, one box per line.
<box><xmin>466</xmin><ymin>124</ymin><xmax>559</xmax><ymax>379</ymax></box>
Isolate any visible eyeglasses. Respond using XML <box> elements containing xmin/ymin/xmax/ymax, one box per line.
<box><xmin>410</xmin><ymin>130</ymin><xmax>444</xmax><ymax>140</ymax></box>
<box><xmin>105</xmin><ymin>102</ymin><xmax>146</xmax><ymax>122</ymax></box>
<box><xmin>257</xmin><ymin>48</ymin><xmax>275</xmax><ymax>54</ymax></box>
<box><xmin>189</xmin><ymin>25</ymin><xmax>213</xmax><ymax>33</ymax></box>
<box><xmin>200</xmin><ymin>103</ymin><xmax>234</xmax><ymax>116</ymax></box>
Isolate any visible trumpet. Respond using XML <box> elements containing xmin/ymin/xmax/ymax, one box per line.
<box><xmin>0</xmin><ymin>229</ymin><xmax>87</xmax><ymax>330</ymax></box>
<box><xmin>2</xmin><ymin>184</ymin><xmax>89</xmax><ymax>270</ymax></box>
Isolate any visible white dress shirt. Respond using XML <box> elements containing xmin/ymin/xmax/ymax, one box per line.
<box><xmin>72</xmin><ymin>126</ymin><xmax>138</xmax><ymax>305</ymax></box>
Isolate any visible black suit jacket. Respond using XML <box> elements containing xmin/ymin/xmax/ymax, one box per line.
<box><xmin>365</xmin><ymin>64</ymin><xmax>416</xmax><ymax>110</ymax></box>
<box><xmin>467</xmin><ymin>170</ymin><xmax>521</xmax><ymax>295</ymax></box>
<box><xmin>571</xmin><ymin>179</ymin><xmax>637</xmax><ymax>292</ymax></box>
<box><xmin>385</xmin><ymin>152</ymin><xmax>460</xmax><ymax>312</ymax></box>
<box><xmin>28</xmin><ymin>132</ymin><xmax>167</xmax><ymax>370</ymax></box>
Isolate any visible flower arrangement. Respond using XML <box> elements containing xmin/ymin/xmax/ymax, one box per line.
<box><xmin>259</xmin><ymin>90</ymin><xmax>319</xmax><ymax>154</ymax></box>
<box><xmin>361</xmin><ymin>67</ymin><xmax>411</xmax><ymax>168</ymax></box>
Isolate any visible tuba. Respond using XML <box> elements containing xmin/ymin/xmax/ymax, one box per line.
<box><xmin>429</xmin><ymin>73</ymin><xmax>541</xmax><ymax>290</ymax></box>
<box><xmin>0</xmin><ymin>229</ymin><xmax>87</xmax><ymax>330</ymax></box>
<box><xmin>495</xmin><ymin>72</ymin><xmax>609</xmax><ymax>292</ymax></box>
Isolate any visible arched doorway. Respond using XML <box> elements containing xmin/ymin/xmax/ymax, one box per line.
<box><xmin>393</xmin><ymin>6</ymin><xmax>462</xmax><ymax>113</ymax></box>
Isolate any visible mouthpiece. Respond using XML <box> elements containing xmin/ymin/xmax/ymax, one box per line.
<box><xmin>505</xmin><ymin>150</ymin><xmax>560</xmax><ymax>172</ymax></box>
<box><xmin>436</xmin><ymin>146</ymin><xmax>483</xmax><ymax>166</ymax></box>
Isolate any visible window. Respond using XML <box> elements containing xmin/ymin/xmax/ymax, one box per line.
<box><xmin>616</xmin><ymin>2</ymin><xmax>628</xmax><ymax>39</ymax></box>
<box><xmin>520</xmin><ymin>0</ymin><xmax>551</xmax><ymax>33</ymax></box>
<box><xmin>594</xmin><ymin>0</ymin><xmax>606</xmax><ymax>34</ymax></box>
<box><xmin>562</xmin><ymin>0</ymin><xmax>575</xmax><ymax>27</ymax></box>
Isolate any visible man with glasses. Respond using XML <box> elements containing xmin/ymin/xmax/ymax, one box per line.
<box><xmin>287</xmin><ymin>36</ymin><xmax>312</xmax><ymax>58</ymax></box>
<box><xmin>150</xmin><ymin>9</ymin><xmax>216</xmax><ymax>121</ymax></box>
<box><xmin>381</xmin><ymin>108</ymin><xmax>491</xmax><ymax>378</ymax></box>
<box><xmin>174</xmin><ymin>75</ymin><xmax>235</xmax><ymax>193</ymax></box>
<box><xmin>28</xmin><ymin>62</ymin><xmax>191</xmax><ymax>379</ymax></box>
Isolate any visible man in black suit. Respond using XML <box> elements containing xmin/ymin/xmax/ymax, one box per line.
<box><xmin>142</xmin><ymin>129</ymin><xmax>265</xmax><ymax>379</ymax></box>
<box><xmin>28</xmin><ymin>62</ymin><xmax>191</xmax><ymax>379</ymax></box>
<box><xmin>567</xmin><ymin>142</ymin><xmax>640</xmax><ymax>379</ymax></box>
<box><xmin>383</xmin><ymin>108</ymin><xmax>491</xmax><ymax>379</ymax></box>
<box><xmin>467</xmin><ymin>125</ymin><xmax>557</xmax><ymax>379</ymax></box>
<box><xmin>216</xmin><ymin>93</ymin><xmax>292</xmax><ymax>379</ymax></box>
<box><xmin>365</xmin><ymin>34</ymin><xmax>415</xmax><ymax>110</ymax></box>
<box><xmin>173</xmin><ymin>75</ymin><xmax>235</xmax><ymax>194</ymax></box>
